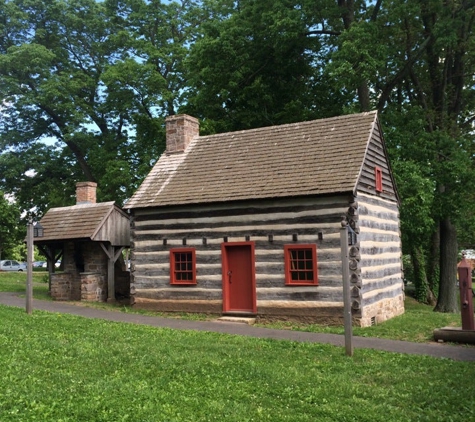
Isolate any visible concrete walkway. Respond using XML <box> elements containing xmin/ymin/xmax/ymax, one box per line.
<box><xmin>1</xmin><ymin>292</ymin><xmax>474</xmax><ymax>362</ymax></box>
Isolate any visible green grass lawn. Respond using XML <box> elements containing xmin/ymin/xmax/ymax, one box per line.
<box><xmin>0</xmin><ymin>304</ymin><xmax>474</xmax><ymax>422</ymax></box>
<box><xmin>0</xmin><ymin>273</ymin><xmax>474</xmax><ymax>421</ymax></box>
<box><xmin>0</xmin><ymin>271</ymin><xmax>50</xmax><ymax>299</ymax></box>
<box><xmin>258</xmin><ymin>295</ymin><xmax>465</xmax><ymax>343</ymax></box>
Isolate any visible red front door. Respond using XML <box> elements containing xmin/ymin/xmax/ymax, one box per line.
<box><xmin>222</xmin><ymin>242</ymin><xmax>256</xmax><ymax>313</ymax></box>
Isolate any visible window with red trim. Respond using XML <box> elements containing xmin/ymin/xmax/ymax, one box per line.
<box><xmin>284</xmin><ymin>244</ymin><xmax>318</xmax><ymax>285</ymax></box>
<box><xmin>170</xmin><ymin>248</ymin><xmax>196</xmax><ymax>285</ymax></box>
<box><xmin>375</xmin><ymin>166</ymin><xmax>383</xmax><ymax>192</ymax></box>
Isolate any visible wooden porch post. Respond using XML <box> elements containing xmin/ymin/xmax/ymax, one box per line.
<box><xmin>107</xmin><ymin>244</ymin><xmax>115</xmax><ymax>302</ymax></box>
<box><xmin>100</xmin><ymin>243</ymin><xmax>125</xmax><ymax>302</ymax></box>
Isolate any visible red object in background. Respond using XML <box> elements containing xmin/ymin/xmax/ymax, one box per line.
<box><xmin>457</xmin><ymin>258</ymin><xmax>474</xmax><ymax>330</ymax></box>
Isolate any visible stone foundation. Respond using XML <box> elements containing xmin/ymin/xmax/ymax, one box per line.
<box><xmin>357</xmin><ymin>294</ymin><xmax>405</xmax><ymax>327</ymax></box>
<box><xmin>132</xmin><ymin>298</ymin><xmax>222</xmax><ymax>314</ymax></box>
<box><xmin>131</xmin><ymin>295</ymin><xmax>405</xmax><ymax>327</ymax></box>
<box><xmin>256</xmin><ymin>303</ymin><xmax>346</xmax><ymax>325</ymax></box>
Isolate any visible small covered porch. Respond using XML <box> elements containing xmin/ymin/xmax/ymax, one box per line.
<box><xmin>34</xmin><ymin>182</ymin><xmax>131</xmax><ymax>303</ymax></box>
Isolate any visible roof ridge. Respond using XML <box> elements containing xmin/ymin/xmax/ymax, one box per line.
<box><xmin>198</xmin><ymin>111</ymin><xmax>378</xmax><ymax>140</ymax></box>
<box><xmin>48</xmin><ymin>201</ymin><xmax>115</xmax><ymax>212</ymax></box>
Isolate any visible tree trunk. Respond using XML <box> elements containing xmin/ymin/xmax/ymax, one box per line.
<box><xmin>412</xmin><ymin>245</ymin><xmax>435</xmax><ymax>305</ymax></box>
<box><xmin>427</xmin><ymin>227</ymin><xmax>440</xmax><ymax>303</ymax></box>
<box><xmin>338</xmin><ymin>0</ymin><xmax>371</xmax><ymax>111</ymax></box>
<box><xmin>434</xmin><ymin>217</ymin><xmax>459</xmax><ymax>312</ymax></box>
<box><xmin>357</xmin><ymin>82</ymin><xmax>371</xmax><ymax>112</ymax></box>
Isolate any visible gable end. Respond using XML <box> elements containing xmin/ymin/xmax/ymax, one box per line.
<box><xmin>356</xmin><ymin>120</ymin><xmax>399</xmax><ymax>203</ymax></box>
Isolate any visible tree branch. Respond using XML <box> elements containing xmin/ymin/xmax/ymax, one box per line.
<box><xmin>377</xmin><ymin>35</ymin><xmax>432</xmax><ymax>111</ymax></box>
<box><xmin>371</xmin><ymin>0</ymin><xmax>383</xmax><ymax>22</ymax></box>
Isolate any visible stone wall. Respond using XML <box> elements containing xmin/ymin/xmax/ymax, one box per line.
<box><xmin>83</xmin><ymin>242</ymin><xmax>108</xmax><ymax>275</ymax></box>
<box><xmin>50</xmin><ymin>272</ymin><xmax>73</xmax><ymax>301</ymax></box>
<box><xmin>50</xmin><ymin>241</ymin><xmax>109</xmax><ymax>301</ymax></box>
<box><xmin>80</xmin><ymin>272</ymin><xmax>107</xmax><ymax>301</ymax></box>
<box><xmin>49</xmin><ymin>240</ymin><xmax>129</xmax><ymax>302</ymax></box>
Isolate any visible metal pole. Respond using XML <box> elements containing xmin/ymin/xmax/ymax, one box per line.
<box><xmin>26</xmin><ymin>220</ymin><xmax>33</xmax><ymax>314</ymax></box>
<box><xmin>340</xmin><ymin>222</ymin><xmax>353</xmax><ymax>356</ymax></box>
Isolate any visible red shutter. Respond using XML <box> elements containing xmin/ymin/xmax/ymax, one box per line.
<box><xmin>375</xmin><ymin>166</ymin><xmax>383</xmax><ymax>192</ymax></box>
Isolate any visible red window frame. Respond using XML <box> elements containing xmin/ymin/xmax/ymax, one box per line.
<box><xmin>284</xmin><ymin>244</ymin><xmax>318</xmax><ymax>285</ymax></box>
<box><xmin>375</xmin><ymin>166</ymin><xmax>383</xmax><ymax>192</ymax></box>
<box><xmin>170</xmin><ymin>248</ymin><xmax>196</xmax><ymax>285</ymax></box>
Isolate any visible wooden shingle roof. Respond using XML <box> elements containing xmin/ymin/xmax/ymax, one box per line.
<box><xmin>124</xmin><ymin>111</ymin><xmax>378</xmax><ymax>209</ymax></box>
<box><xmin>37</xmin><ymin>202</ymin><xmax>118</xmax><ymax>242</ymax></box>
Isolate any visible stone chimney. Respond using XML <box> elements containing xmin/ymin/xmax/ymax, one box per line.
<box><xmin>165</xmin><ymin>114</ymin><xmax>199</xmax><ymax>153</ymax></box>
<box><xmin>76</xmin><ymin>181</ymin><xmax>97</xmax><ymax>204</ymax></box>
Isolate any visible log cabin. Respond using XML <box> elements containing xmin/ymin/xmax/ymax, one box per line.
<box><xmin>124</xmin><ymin>112</ymin><xmax>404</xmax><ymax>326</ymax></box>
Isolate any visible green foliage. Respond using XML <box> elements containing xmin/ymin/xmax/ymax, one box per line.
<box><xmin>184</xmin><ymin>0</ymin><xmax>344</xmax><ymax>132</ymax></box>
<box><xmin>0</xmin><ymin>144</ymin><xmax>78</xmax><ymax>215</ymax></box>
<box><xmin>0</xmin><ymin>0</ymin><xmax>202</xmax><ymax>211</ymax></box>
<box><xmin>402</xmin><ymin>255</ymin><xmax>413</xmax><ymax>284</ymax></box>
<box><xmin>328</xmin><ymin>19</ymin><xmax>386</xmax><ymax>93</ymax></box>
<box><xmin>0</xmin><ymin>303</ymin><xmax>473</xmax><ymax>421</ymax></box>
<box><xmin>8</xmin><ymin>243</ymin><xmax>26</xmax><ymax>262</ymax></box>
<box><xmin>0</xmin><ymin>192</ymin><xmax>22</xmax><ymax>260</ymax></box>
<box><xmin>392</xmin><ymin>160</ymin><xmax>435</xmax><ymax>250</ymax></box>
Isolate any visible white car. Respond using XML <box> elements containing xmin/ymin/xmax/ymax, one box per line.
<box><xmin>41</xmin><ymin>261</ymin><xmax>61</xmax><ymax>268</ymax></box>
<box><xmin>0</xmin><ymin>260</ymin><xmax>27</xmax><ymax>272</ymax></box>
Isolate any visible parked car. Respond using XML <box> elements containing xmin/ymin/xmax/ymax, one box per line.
<box><xmin>41</xmin><ymin>260</ymin><xmax>61</xmax><ymax>268</ymax></box>
<box><xmin>0</xmin><ymin>260</ymin><xmax>27</xmax><ymax>272</ymax></box>
<box><xmin>33</xmin><ymin>261</ymin><xmax>46</xmax><ymax>268</ymax></box>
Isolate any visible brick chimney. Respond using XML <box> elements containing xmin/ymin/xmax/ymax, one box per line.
<box><xmin>76</xmin><ymin>181</ymin><xmax>97</xmax><ymax>204</ymax></box>
<box><xmin>165</xmin><ymin>114</ymin><xmax>199</xmax><ymax>153</ymax></box>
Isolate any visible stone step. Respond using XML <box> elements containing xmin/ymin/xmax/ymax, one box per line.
<box><xmin>217</xmin><ymin>316</ymin><xmax>256</xmax><ymax>325</ymax></box>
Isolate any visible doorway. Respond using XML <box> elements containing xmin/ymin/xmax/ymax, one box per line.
<box><xmin>221</xmin><ymin>242</ymin><xmax>256</xmax><ymax>314</ymax></box>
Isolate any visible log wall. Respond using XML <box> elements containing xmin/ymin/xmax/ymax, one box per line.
<box><xmin>130</xmin><ymin>192</ymin><xmax>404</xmax><ymax>326</ymax></box>
<box><xmin>355</xmin><ymin>192</ymin><xmax>405</xmax><ymax>326</ymax></box>
<box><xmin>130</xmin><ymin>195</ymin><xmax>353</xmax><ymax>322</ymax></box>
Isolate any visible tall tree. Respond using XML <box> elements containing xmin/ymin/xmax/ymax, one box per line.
<box><xmin>329</xmin><ymin>0</ymin><xmax>475</xmax><ymax>311</ymax></box>
<box><xmin>184</xmin><ymin>0</ymin><xmax>349</xmax><ymax>132</ymax></box>
<box><xmin>0</xmin><ymin>0</ymin><xmax>201</xmax><ymax>213</ymax></box>
<box><xmin>385</xmin><ymin>1</ymin><xmax>475</xmax><ymax>312</ymax></box>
